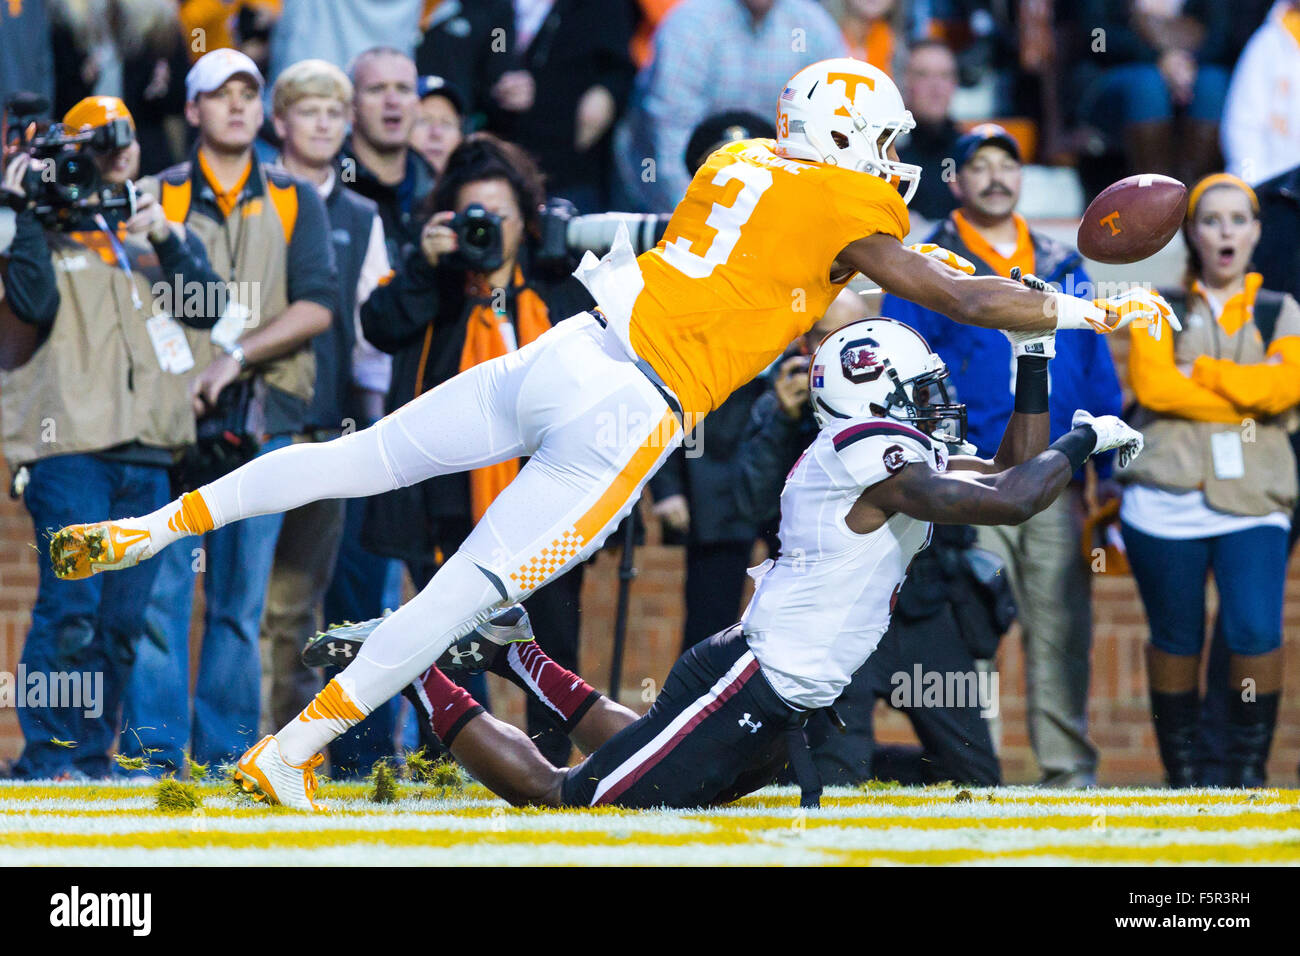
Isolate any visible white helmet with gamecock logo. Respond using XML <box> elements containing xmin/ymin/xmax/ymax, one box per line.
<box><xmin>808</xmin><ymin>317</ymin><xmax>966</xmax><ymax>445</ymax></box>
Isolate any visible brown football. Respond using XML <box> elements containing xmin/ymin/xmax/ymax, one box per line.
<box><xmin>1077</xmin><ymin>174</ymin><xmax>1188</xmax><ymax>264</ymax></box>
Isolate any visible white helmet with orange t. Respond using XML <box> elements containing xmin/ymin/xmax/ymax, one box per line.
<box><xmin>809</xmin><ymin>317</ymin><xmax>967</xmax><ymax>446</ymax></box>
<box><xmin>775</xmin><ymin>57</ymin><xmax>921</xmax><ymax>205</ymax></box>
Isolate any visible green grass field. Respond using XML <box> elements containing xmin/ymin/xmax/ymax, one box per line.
<box><xmin>3</xmin><ymin>779</ymin><xmax>1299</xmax><ymax>865</ymax></box>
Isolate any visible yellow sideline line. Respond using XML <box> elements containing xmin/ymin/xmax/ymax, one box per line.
<box><xmin>5</xmin><ymin>828</ymin><xmax>1299</xmax><ymax>856</ymax></box>
<box><xmin>736</xmin><ymin>792</ymin><xmax>1300</xmax><ymax>810</ymax></box>
<box><xmin>682</xmin><ymin>813</ymin><xmax>1300</xmax><ymax>833</ymax></box>
<box><xmin>4</xmin><ymin>784</ymin><xmax>1296</xmax><ymax>806</ymax></box>
<box><xmin>6</xmin><ymin>810</ymin><xmax>1300</xmax><ymax>834</ymax></box>
<box><xmin>0</xmin><ymin>830</ymin><xmax>782</xmax><ymax>850</ymax></box>
<box><xmin>827</xmin><ymin>843</ymin><xmax>1300</xmax><ymax>866</ymax></box>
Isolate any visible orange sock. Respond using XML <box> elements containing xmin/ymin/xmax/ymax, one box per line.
<box><xmin>278</xmin><ymin>678</ymin><xmax>370</xmax><ymax>765</ymax></box>
<box><xmin>167</xmin><ymin>491</ymin><xmax>215</xmax><ymax>536</ymax></box>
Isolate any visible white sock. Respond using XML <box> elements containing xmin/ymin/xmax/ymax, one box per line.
<box><xmin>275</xmin><ymin>552</ymin><xmax>505</xmax><ymax>764</ymax></box>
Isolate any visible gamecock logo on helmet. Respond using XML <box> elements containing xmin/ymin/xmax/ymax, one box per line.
<box><xmin>840</xmin><ymin>338</ymin><xmax>884</xmax><ymax>384</ymax></box>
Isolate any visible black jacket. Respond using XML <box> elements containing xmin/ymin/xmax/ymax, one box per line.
<box><xmin>1069</xmin><ymin>0</ymin><xmax>1249</xmax><ymax>66</ymax></box>
<box><xmin>897</xmin><ymin>119</ymin><xmax>962</xmax><ymax>223</ymax></box>
<box><xmin>415</xmin><ymin>0</ymin><xmax>519</xmax><ymax>122</ymax></box>
<box><xmin>1255</xmin><ymin>164</ymin><xmax>1300</xmax><ymax>305</ymax></box>
<box><xmin>486</xmin><ymin>0</ymin><xmax>636</xmax><ymax>208</ymax></box>
<box><xmin>733</xmin><ymin>386</ymin><xmax>819</xmax><ymax>530</ymax></box>
<box><xmin>339</xmin><ymin>139</ymin><xmax>438</xmax><ymax>270</ymax></box>
<box><xmin>358</xmin><ymin>249</ymin><xmax>593</xmax><ymax>562</ymax></box>
<box><xmin>648</xmin><ymin>377</ymin><xmax>769</xmax><ymax>546</ymax></box>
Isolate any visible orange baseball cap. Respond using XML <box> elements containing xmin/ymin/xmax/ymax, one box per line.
<box><xmin>62</xmin><ymin>96</ymin><xmax>136</xmax><ymax>133</ymax></box>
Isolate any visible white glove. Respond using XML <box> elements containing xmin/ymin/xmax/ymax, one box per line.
<box><xmin>1006</xmin><ymin>268</ymin><xmax>1056</xmax><ymax>357</ymax></box>
<box><xmin>1072</xmin><ymin>409</ymin><xmax>1144</xmax><ymax>469</ymax></box>
<box><xmin>1004</xmin><ymin>328</ymin><xmax>1056</xmax><ymax>359</ymax></box>
<box><xmin>1052</xmin><ymin>285</ymin><xmax>1181</xmax><ymax>339</ymax></box>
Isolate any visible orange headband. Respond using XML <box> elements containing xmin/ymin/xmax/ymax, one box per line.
<box><xmin>1187</xmin><ymin>173</ymin><xmax>1259</xmax><ymax>219</ymax></box>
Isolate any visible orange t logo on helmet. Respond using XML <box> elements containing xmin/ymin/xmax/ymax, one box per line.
<box><xmin>826</xmin><ymin>72</ymin><xmax>876</xmax><ymax>117</ymax></box>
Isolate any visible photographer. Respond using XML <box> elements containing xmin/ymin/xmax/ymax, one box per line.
<box><xmin>360</xmin><ymin>132</ymin><xmax>594</xmax><ymax>766</ymax></box>
<box><xmin>0</xmin><ymin>95</ymin><xmax>221</xmax><ymax>780</ymax></box>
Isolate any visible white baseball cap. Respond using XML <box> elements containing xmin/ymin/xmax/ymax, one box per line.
<box><xmin>186</xmin><ymin>48</ymin><xmax>265</xmax><ymax>103</ymax></box>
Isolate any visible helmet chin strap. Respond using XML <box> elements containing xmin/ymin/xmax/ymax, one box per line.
<box><xmin>881</xmin><ymin>359</ymin><xmax>917</xmax><ymax>419</ymax></box>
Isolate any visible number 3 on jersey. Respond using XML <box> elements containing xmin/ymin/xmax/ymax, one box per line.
<box><xmin>662</xmin><ymin>161</ymin><xmax>773</xmax><ymax>279</ymax></box>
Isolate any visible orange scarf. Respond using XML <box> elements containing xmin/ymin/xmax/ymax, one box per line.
<box><xmin>951</xmin><ymin>209</ymin><xmax>1035</xmax><ymax>278</ymax></box>
<box><xmin>458</xmin><ymin>269</ymin><xmax>552</xmax><ymax>521</ymax></box>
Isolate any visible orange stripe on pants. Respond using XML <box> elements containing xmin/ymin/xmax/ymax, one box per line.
<box><xmin>510</xmin><ymin>408</ymin><xmax>680</xmax><ymax>593</ymax></box>
<box><xmin>574</xmin><ymin>408</ymin><xmax>680</xmax><ymax>542</ymax></box>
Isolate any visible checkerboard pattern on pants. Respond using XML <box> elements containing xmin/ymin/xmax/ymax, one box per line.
<box><xmin>511</xmin><ymin>527</ymin><xmax>586</xmax><ymax>592</ymax></box>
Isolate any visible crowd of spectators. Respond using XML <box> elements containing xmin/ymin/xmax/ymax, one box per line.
<box><xmin>0</xmin><ymin>0</ymin><xmax>1297</xmax><ymax>787</ymax></box>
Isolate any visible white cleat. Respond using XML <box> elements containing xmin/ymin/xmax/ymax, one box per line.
<box><xmin>234</xmin><ymin>735</ymin><xmax>326</xmax><ymax>812</ymax></box>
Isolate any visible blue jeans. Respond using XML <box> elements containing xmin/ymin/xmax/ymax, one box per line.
<box><xmin>1120</xmin><ymin>521</ymin><xmax>1288</xmax><ymax>657</ymax></box>
<box><xmin>1081</xmin><ymin>63</ymin><xmax>1230</xmax><ymax>126</ymax></box>
<box><xmin>319</xmin><ymin>495</ymin><xmax>403</xmax><ymax>778</ymax></box>
<box><xmin>15</xmin><ymin>454</ymin><xmax>170</xmax><ymax>778</ymax></box>
<box><xmin>119</xmin><ymin>435</ymin><xmax>290</xmax><ymax>772</ymax></box>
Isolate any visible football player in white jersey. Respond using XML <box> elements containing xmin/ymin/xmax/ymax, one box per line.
<box><xmin>300</xmin><ymin>315</ymin><xmax>1142</xmax><ymax>809</ymax></box>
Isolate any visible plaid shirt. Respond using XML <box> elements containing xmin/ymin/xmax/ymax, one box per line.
<box><xmin>617</xmin><ymin>0</ymin><xmax>845</xmax><ymax>211</ymax></box>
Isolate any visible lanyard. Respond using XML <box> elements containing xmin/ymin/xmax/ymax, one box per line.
<box><xmin>94</xmin><ymin>212</ymin><xmax>145</xmax><ymax>313</ymax></box>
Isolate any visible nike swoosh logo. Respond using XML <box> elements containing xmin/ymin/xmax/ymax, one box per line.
<box><xmin>109</xmin><ymin>528</ymin><xmax>150</xmax><ymax>553</ymax></box>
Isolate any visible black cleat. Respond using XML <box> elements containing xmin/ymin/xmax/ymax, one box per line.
<box><xmin>436</xmin><ymin>605</ymin><xmax>534</xmax><ymax>674</ymax></box>
<box><xmin>301</xmin><ymin>605</ymin><xmax>535</xmax><ymax>674</ymax></box>
<box><xmin>301</xmin><ymin>612</ymin><xmax>390</xmax><ymax>668</ymax></box>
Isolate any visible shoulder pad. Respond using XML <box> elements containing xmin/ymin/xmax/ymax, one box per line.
<box><xmin>830</xmin><ymin>418</ymin><xmax>935</xmax><ymax>489</ymax></box>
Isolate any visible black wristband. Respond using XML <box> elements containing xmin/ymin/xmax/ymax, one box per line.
<box><xmin>1049</xmin><ymin>425</ymin><xmax>1097</xmax><ymax>472</ymax></box>
<box><xmin>1013</xmin><ymin>355</ymin><xmax>1049</xmax><ymax>414</ymax></box>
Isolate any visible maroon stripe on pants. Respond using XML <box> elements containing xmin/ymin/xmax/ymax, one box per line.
<box><xmin>595</xmin><ymin>657</ymin><xmax>759</xmax><ymax>806</ymax></box>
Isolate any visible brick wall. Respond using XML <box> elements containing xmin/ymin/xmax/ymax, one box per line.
<box><xmin>3</xmin><ymin>490</ymin><xmax>1297</xmax><ymax>785</ymax></box>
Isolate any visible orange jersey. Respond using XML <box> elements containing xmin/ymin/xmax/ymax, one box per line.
<box><xmin>629</xmin><ymin>139</ymin><xmax>909</xmax><ymax>419</ymax></box>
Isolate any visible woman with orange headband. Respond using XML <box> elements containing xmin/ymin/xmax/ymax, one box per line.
<box><xmin>1118</xmin><ymin>173</ymin><xmax>1300</xmax><ymax>788</ymax></box>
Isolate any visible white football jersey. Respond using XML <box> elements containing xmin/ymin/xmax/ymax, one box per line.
<box><xmin>741</xmin><ymin>416</ymin><xmax>947</xmax><ymax>709</ymax></box>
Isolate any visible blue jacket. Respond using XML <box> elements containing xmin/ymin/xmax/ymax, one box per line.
<box><xmin>881</xmin><ymin>216</ymin><xmax>1123</xmax><ymax>476</ymax></box>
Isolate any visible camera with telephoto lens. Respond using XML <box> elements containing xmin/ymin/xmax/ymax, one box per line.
<box><xmin>534</xmin><ymin>197</ymin><xmax>670</xmax><ymax>270</ymax></box>
<box><xmin>448</xmin><ymin>202</ymin><xmax>504</xmax><ymax>272</ymax></box>
<box><xmin>2</xmin><ymin>93</ymin><xmax>137</xmax><ymax>227</ymax></box>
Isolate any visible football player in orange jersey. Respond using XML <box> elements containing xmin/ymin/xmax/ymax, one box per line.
<box><xmin>49</xmin><ymin>58</ymin><xmax>1177</xmax><ymax>809</ymax></box>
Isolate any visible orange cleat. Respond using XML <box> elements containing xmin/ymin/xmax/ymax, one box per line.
<box><xmin>49</xmin><ymin>522</ymin><xmax>154</xmax><ymax>581</ymax></box>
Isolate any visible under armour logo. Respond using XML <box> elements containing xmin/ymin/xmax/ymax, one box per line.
<box><xmin>449</xmin><ymin>642</ymin><xmax>484</xmax><ymax>666</ymax></box>
<box><xmin>738</xmin><ymin>713</ymin><xmax>763</xmax><ymax>734</ymax></box>
<box><xmin>327</xmin><ymin>641</ymin><xmax>353</xmax><ymax>659</ymax></box>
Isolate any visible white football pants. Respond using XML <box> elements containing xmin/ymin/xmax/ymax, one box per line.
<box><xmin>195</xmin><ymin>314</ymin><xmax>682</xmax><ymax>759</ymax></box>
